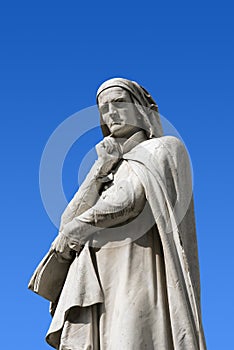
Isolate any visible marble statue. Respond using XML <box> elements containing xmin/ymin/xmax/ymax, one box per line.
<box><xmin>29</xmin><ymin>78</ymin><xmax>207</xmax><ymax>349</ymax></box>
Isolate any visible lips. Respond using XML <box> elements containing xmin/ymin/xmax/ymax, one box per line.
<box><xmin>111</xmin><ymin>120</ymin><xmax>122</xmax><ymax>126</ymax></box>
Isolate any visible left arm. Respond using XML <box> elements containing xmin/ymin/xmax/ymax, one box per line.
<box><xmin>52</xmin><ymin>161</ymin><xmax>146</xmax><ymax>259</ymax></box>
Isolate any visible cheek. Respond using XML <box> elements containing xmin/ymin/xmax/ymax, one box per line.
<box><xmin>119</xmin><ymin>108</ymin><xmax>138</xmax><ymax>125</ymax></box>
<box><xmin>102</xmin><ymin>114</ymin><xmax>110</xmax><ymax>125</ymax></box>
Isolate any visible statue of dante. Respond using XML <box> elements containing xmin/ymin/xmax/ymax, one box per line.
<box><xmin>29</xmin><ymin>78</ymin><xmax>206</xmax><ymax>349</ymax></box>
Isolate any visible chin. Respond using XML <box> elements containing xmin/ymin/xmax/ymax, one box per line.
<box><xmin>110</xmin><ymin>125</ymin><xmax>124</xmax><ymax>136</ymax></box>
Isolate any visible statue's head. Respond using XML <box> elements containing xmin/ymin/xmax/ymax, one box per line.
<box><xmin>97</xmin><ymin>78</ymin><xmax>163</xmax><ymax>139</ymax></box>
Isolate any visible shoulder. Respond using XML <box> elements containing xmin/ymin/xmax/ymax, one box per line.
<box><xmin>143</xmin><ymin>136</ymin><xmax>184</xmax><ymax>148</ymax></box>
<box><xmin>141</xmin><ymin>136</ymin><xmax>186</xmax><ymax>157</ymax></box>
<box><xmin>124</xmin><ymin>136</ymin><xmax>188</xmax><ymax>168</ymax></box>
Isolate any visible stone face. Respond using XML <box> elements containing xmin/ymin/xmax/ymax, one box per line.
<box><xmin>29</xmin><ymin>78</ymin><xmax>207</xmax><ymax>349</ymax></box>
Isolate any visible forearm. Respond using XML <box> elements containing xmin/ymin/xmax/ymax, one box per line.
<box><xmin>62</xmin><ymin>201</ymin><xmax>136</xmax><ymax>244</ymax></box>
<box><xmin>60</xmin><ymin>136</ymin><xmax>122</xmax><ymax>230</ymax></box>
<box><xmin>62</xmin><ymin>179</ymin><xmax>146</xmax><ymax>244</ymax></box>
<box><xmin>60</xmin><ymin>159</ymin><xmax>116</xmax><ymax>230</ymax></box>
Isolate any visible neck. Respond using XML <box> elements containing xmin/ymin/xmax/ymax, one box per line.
<box><xmin>117</xmin><ymin>130</ymin><xmax>147</xmax><ymax>154</ymax></box>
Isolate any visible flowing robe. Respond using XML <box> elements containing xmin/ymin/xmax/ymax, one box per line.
<box><xmin>33</xmin><ymin>136</ymin><xmax>206</xmax><ymax>350</ymax></box>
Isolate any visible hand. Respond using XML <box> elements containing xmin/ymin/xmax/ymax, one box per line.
<box><xmin>96</xmin><ymin>136</ymin><xmax>122</xmax><ymax>177</ymax></box>
<box><xmin>51</xmin><ymin>234</ymin><xmax>74</xmax><ymax>263</ymax></box>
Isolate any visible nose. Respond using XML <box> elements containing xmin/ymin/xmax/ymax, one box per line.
<box><xmin>109</xmin><ymin>103</ymin><xmax>116</xmax><ymax>115</ymax></box>
<box><xmin>109</xmin><ymin>103</ymin><xmax>117</xmax><ymax>117</ymax></box>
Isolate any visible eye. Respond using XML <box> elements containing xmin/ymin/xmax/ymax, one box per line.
<box><xmin>113</xmin><ymin>102</ymin><xmax>122</xmax><ymax>108</ymax></box>
<box><xmin>113</xmin><ymin>100</ymin><xmax>127</xmax><ymax>109</ymax></box>
<box><xmin>99</xmin><ymin>104</ymin><xmax>109</xmax><ymax>114</ymax></box>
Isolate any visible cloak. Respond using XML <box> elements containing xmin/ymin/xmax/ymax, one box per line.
<box><xmin>30</xmin><ymin>135</ymin><xmax>206</xmax><ymax>349</ymax></box>
<box><xmin>124</xmin><ymin>136</ymin><xmax>206</xmax><ymax>349</ymax></box>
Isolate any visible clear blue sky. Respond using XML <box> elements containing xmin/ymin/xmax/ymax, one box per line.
<box><xmin>1</xmin><ymin>1</ymin><xmax>233</xmax><ymax>349</ymax></box>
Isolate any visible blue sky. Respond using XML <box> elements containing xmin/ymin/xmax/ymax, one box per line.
<box><xmin>1</xmin><ymin>1</ymin><xmax>233</xmax><ymax>349</ymax></box>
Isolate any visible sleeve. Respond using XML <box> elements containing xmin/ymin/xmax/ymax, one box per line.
<box><xmin>62</xmin><ymin>163</ymin><xmax>146</xmax><ymax>245</ymax></box>
<box><xmin>59</xmin><ymin>158</ymin><xmax>116</xmax><ymax>231</ymax></box>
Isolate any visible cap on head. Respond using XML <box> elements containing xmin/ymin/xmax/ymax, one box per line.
<box><xmin>97</xmin><ymin>77</ymin><xmax>163</xmax><ymax>138</ymax></box>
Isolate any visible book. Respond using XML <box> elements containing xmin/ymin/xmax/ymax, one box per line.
<box><xmin>28</xmin><ymin>249</ymin><xmax>72</xmax><ymax>303</ymax></box>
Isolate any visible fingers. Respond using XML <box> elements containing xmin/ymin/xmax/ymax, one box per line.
<box><xmin>100</xmin><ymin>137</ymin><xmax>121</xmax><ymax>157</ymax></box>
<box><xmin>51</xmin><ymin>234</ymin><xmax>72</xmax><ymax>255</ymax></box>
<box><xmin>99</xmin><ymin>139</ymin><xmax>112</xmax><ymax>154</ymax></box>
<box><xmin>52</xmin><ymin>234</ymin><xmax>81</xmax><ymax>262</ymax></box>
<box><xmin>104</xmin><ymin>137</ymin><xmax>116</xmax><ymax>153</ymax></box>
<box><xmin>55</xmin><ymin>251</ymin><xmax>73</xmax><ymax>263</ymax></box>
<box><xmin>69</xmin><ymin>241</ymin><xmax>81</xmax><ymax>252</ymax></box>
<box><xmin>96</xmin><ymin>141</ymin><xmax>106</xmax><ymax>158</ymax></box>
<box><xmin>53</xmin><ymin>243</ymin><xmax>74</xmax><ymax>263</ymax></box>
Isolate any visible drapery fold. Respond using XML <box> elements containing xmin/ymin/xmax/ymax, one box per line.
<box><xmin>30</xmin><ymin>135</ymin><xmax>206</xmax><ymax>349</ymax></box>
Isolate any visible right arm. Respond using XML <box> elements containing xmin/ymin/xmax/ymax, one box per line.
<box><xmin>59</xmin><ymin>136</ymin><xmax>122</xmax><ymax>230</ymax></box>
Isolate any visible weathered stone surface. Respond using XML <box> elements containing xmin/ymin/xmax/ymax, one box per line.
<box><xmin>29</xmin><ymin>78</ymin><xmax>206</xmax><ymax>349</ymax></box>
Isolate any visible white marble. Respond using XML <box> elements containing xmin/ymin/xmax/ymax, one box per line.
<box><xmin>29</xmin><ymin>78</ymin><xmax>206</xmax><ymax>350</ymax></box>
